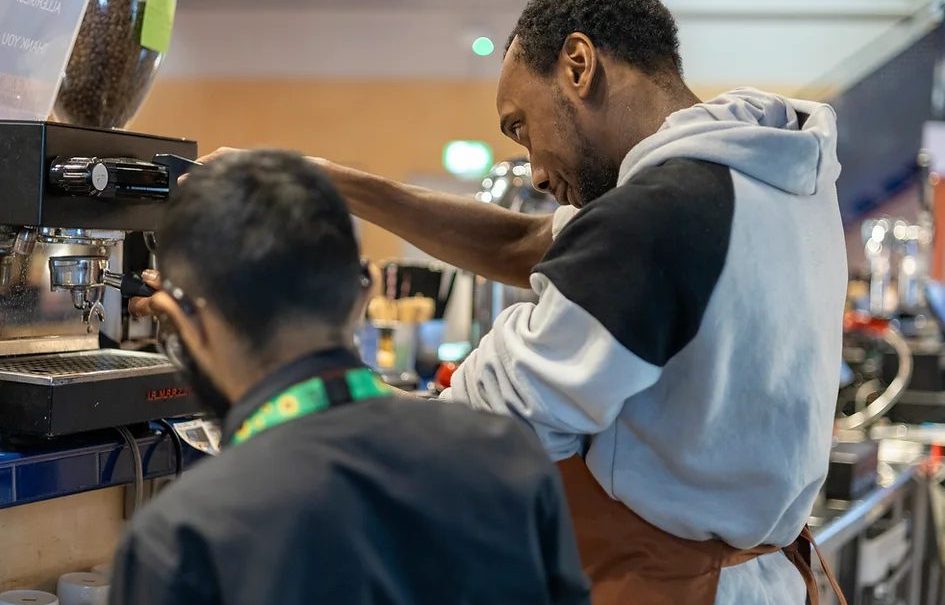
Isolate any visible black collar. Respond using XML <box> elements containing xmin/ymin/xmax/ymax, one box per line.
<box><xmin>222</xmin><ymin>347</ymin><xmax>367</xmax><ymax>446</ymax></box>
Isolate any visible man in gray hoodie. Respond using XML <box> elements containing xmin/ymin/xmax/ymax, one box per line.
<box><xmin>182</xmin><ymin>0</ymin><xmax>847</xmax><ymax>603</ymax></box>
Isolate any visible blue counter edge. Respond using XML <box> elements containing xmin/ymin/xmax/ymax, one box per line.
<box><xmin>0</xmin><ymin>423</ymin><xmax>206</xmax><ymax>509</ymax></box>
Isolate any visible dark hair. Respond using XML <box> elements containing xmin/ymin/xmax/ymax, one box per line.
<box><xmin>507</xmin><ymin>0</ymin><xmax>682</xmax><ymax>77</ymax></box>
<box><xmin>157</xmin><ymin>150</ymin><xmax>361</xmax><ymax>349</ymax></box>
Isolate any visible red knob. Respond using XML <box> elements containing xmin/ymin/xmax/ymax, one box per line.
<box><xmin>843</xmin><ymin>311</ymin><xmax>890</xmax><ymax>336</ymax></box>
<box><xmin>434</xmin><ymin>362</ymin><xmax>458</xmax><ymax>391</ymax></box>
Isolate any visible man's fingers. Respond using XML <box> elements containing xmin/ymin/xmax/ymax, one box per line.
<box><xmin>196</xmin><ymin>147</ymin><xmax>243</xmax><ymax>165</ymax></box>
<box><xmin>140</xmin><ymin>269</ymin><xmax>162</xmax><ymax>290</ymax></box>
<box><xmin>179</xmin><ymin>147</ymin><xmax>246</xmax><ymax>185</ymax></box>
<box><xmin>129</xmin><ymin>270</ymin><xmax>163</xmax><ymax>318</ymax></box>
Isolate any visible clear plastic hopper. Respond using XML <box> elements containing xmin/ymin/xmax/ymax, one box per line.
<box><xmin>0</xmin><ymin>0</ymin><xmax>171</xmax><ymax>129</ymax></box>
<box><xmin>0</xmin><ymin>1</ymin><xmax>89</xmax><ymax>122</ymax></box>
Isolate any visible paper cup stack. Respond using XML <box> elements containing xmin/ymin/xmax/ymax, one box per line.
<box><xmin>0</xmin><ymin>591</ymin><xmax>59</xmax><ymax>605</ymax></box>
<box><xmin>56</xmin><ymin>573</ymin><xmax>109</xmax><ymax>605</ymax></box>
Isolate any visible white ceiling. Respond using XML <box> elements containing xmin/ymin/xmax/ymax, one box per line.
<box><xmin>164</xmin><ymin>0</ymin><xmax>934</xmax><ymax>85</ymax></box>
<box><xmin>185</xmin><ymin>0</ymin><xmax>527</xmax><ymax>8</ymax></box>
<box><xmin>181</xmin><ymin>0</ymin><xmax>925</xmax><ymax>16</ymax></box>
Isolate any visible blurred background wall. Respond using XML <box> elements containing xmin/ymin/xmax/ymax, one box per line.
<box><xmin>129</xmin><ymin>0</ymin><xmax>931</xmax><ymax>258</ymax></box>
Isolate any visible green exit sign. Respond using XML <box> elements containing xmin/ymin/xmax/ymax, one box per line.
<box><xmin>443</xmin><ymin>140</ymin><xmax>493</xmax><ymax>179</ymax></box>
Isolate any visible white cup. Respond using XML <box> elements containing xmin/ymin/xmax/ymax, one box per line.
<box><xmin>56</xmin><ymin>573</ymin><xmax>109</xmax><ymax>605</ymax></box>
<box><xmin>0</xmin><ymin>590</ymin><xmax>59</xmax><ymax>605</ymax></box>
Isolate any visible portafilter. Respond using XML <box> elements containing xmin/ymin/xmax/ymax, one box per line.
<box><xmin>49</xmin><ymin>256</ymin><xmax>155</xmax><ymax>314</ymax></box>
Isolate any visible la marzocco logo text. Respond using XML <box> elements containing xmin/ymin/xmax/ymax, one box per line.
<box><xmin>147</xmin><ymin>386</ymin><xmax>193</xmax><ymax>402</ymax></box>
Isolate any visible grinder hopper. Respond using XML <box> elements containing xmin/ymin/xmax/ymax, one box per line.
<box><xmin>0</xmin><ymin>0</ymin><xmax>175</xmax><ymax>128</ymax></box>
<box><xmin>55</xmin><ymin>0</ymin><xmax>174</xmax><ymax>129</ymax></box>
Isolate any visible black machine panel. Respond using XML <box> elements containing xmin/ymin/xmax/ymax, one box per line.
<box><xmin>0</xmin><ymin>121</ymin><xmax>197</xmax><ymax>230</ymax></box>
<box><xmin>0</xmin><ymin>350</ymin><xmax>200</xmax><ymax>438</ymax></box>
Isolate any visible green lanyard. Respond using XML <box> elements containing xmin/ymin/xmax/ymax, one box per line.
<box><xmin>231</xmin><ymin>367</ymin><xmax>391</xmax><ymax>446</ymax></box>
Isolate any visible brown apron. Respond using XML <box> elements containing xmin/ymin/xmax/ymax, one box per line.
<box><xmin>557</xmin><ymin>457</ymin><xmax>847</xmax><ymax>605</ymax></box>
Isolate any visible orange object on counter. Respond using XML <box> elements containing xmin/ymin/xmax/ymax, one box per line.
<box><xmin>434</xmin><ymin>362</ymin><xmax>458</xmax><ymax>391</ymax></box>
<box><xmin>843</xmin><ymin>311</ymin><xmax>890</xmax><ymax>335</ymax></box>
<box><xmin>928</xmin><ymin>444</ymin><xmax>943</xmax><ymax>476</ymax></box>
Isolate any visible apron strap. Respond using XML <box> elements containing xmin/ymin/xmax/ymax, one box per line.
<box><xmin>804</xmin><ymin>526</ymin><xmax>847</xmax><ymax>605</ymax></box>
<box><xmin>780</xmin><ymin>527</ymin><xmax>847</xmax><ymax>605</ymax></box>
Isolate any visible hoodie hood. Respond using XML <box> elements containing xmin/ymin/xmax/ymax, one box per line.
<box><xmin>618</xmin><ymin>88</ymin><xmax>840</xmax><ymax>196</ymax></box>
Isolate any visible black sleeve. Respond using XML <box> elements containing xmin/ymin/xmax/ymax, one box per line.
<box><xmin>109</xmin><ymin>525</ymin><xmax>220</xmax><ymax>605</ymax></box>
<box><xmin>538</xmin><ymin>469</ymin><xmax>592</xmax><ymax>605</ymax></box>
<box><xmin>534</xmin><ymin>159</ymin><xmax>735</xmax><ymax>366</ymax></box>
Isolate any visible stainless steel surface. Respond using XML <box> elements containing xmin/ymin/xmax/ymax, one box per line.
<box><xmin>0</xmin><ymin>239</ymin><xmax>119</xmax><ymax>356</ymax></box>
<box><xmin>47</xmin><ymin>251</ymin><xmax>132</xmax><ymax>327</ymax></box>
<box><xmin>0</xmin><ymin>349</ymin><xmax>174</xmax><ymax>386</ymax></box>
<box><xmin>863</xmin><ymin>218</ymin><xmax>893</xmax><ymax>317</ymax></box>
<box><xmin>810</xmin><ymin>435</ymin><xmax>936</xmax><ymax>605</ymax></box>
<box><xmin>0</xmin><ymin>335</ymin><xmax>97</xmax><ymax>357</ymax></box>
<box><xmin>0</xmin><ymin>255</ymin><xmax>12</xmax><ymax>288</ymax></box>
<box><xmin>907</xmin><ymin>471</ymin><xmax>929</xmax><ymax>605</ymax></box>
<box><xmin>896</xmin><ymin>224</ymin><xmax>925</xmax><ymax>313</ymax></box>
<box><xmin>38</xmin><ymin>229</ymin><xmax>124</xmax><ymax>247</ymax></box>
<box><xmin>836</xmin><ymin>327</ymin><xmax>913</xmax><ymax>430</ymax></box>
<box><xmin>12</xmin><ymin>227</ymin><xmax>36</xmax><ymax>257</ymax></box>
<box><xmin>473</xmin><ymin>159</ymin><xmax>557</xmax><ymax>343</ymax></box>
<box><xmin>81</xmin><ymin>299</ymin><xmax>106</xmax><ymax>328</ymax></box>
<box><xmin>0</xmin><ymin>227</ymin><xmax>14</xmax><ymax>253</ymax></box>
<box><xmin>814</xmin><ymin>464</ymin><xmax>919</xmax><ymax>555</ymax></box>
<box><xmin>143</xmin><ymin>232</ymin><xmax>158</xmax><ymax>253</ymax></box>
<box><xmin>47</xmin><ymin>254</ymin><xmax>114</xmax><ymax>325</ymax></box>
<box><xmin>475</xmin><ymin>160</ymin><xmax>557</xmax><ymax>214</ymax></box>
<box><xmin>48</xmin><ymin>256</ymin><xmax>108</xmax><ymax>293</ymax></box>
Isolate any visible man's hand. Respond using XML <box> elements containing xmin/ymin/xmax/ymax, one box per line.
<box><xmin>196</xmin><ymin>147</ymin><xmax>247</xmax><ymax>165</ymax></box>
<box><xmin>197</xmin><ymin>147</ymin><xmax>334</xmax><ymax>175</ymax></box>
<box><xmin>128</xmin><ymin>270</ymin><xmax>163</xmax><ymax>318</ymax></box>
<box><xmin>176</xmin><ymin>147</ymin><xmax>246</xmax><ymax>185</ymax></box>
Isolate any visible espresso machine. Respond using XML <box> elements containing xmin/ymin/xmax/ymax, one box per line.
<box><xmin>471</xmin><ymin>159</ymin><xmax>556</xmax><ymax>343</ymax></box>
<box><xmin>0</xmin><ymin>2</ymin><xmax>202</xmax><ymax>438</ymax></box>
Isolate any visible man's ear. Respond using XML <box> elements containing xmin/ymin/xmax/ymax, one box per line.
<box><xmin>354</xmin><ymin>261</ymin><xmax>381</xmax><ymax>322</ymax></box>
<box><xmin>558</xmin><ymin>33</ymin><xmax>599</xmax><ymax>100</ymax></box>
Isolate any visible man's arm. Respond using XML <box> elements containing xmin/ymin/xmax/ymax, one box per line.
<box><xmin>197</xmin><ymin>149</ymin><xmax>553</xmax><ymax>288</ymax></box>
<box><xmin>321</xmin><ymin>161</ymin><xmax>553</xmax><ymax>288</ymax></box>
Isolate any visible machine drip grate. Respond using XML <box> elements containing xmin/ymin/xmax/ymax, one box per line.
<box><xmin>0</xmin><ymin>351</ymin><xmax>169</xmax><ymax>377</ymax></box>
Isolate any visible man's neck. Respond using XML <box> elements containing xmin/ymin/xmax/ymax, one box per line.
<box><xmin>218</xmin><ymin>327</ymin><xmax>355</xmax><ymax>404</ymax></box>
<box><xmin>605</xmin><ymin>73</ymin><xmax>701</xmax><ymax>167</ymax></box>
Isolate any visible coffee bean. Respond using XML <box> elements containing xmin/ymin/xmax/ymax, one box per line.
<box><xmin>53</xmin><ymin>0</ymin><xmax>163</xmax><ymax>129</ymax></box>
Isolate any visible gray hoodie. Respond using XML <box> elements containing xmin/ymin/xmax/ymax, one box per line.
<box><xmin>447</xmin><ymin>88</ymin><xmax>847</xmax><ymax>604</ymax></box>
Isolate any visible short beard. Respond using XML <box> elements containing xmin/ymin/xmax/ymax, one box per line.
<box><xmin>554</xmin><ymin>88</ymin><xmax>620</xmax><ymax>206</ymax></box>
<box><xmin>178</xmin><ymin>339</ymin><xmax>232</xmax><ymax>420</ymax></box>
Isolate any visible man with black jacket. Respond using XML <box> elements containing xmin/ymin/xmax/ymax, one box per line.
<box><xmin>109</xmin><ymin>150</ymin><xmax>589</xmax><ymax>605</ymax></box>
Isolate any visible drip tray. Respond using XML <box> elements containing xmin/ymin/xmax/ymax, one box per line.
<box><xmin>0</xmin><ymin>350</ymin><xmax>173</xmax><ymax>386</ymax></box>
<box><xmin>0</xmin><ymin>350</ymin><xmax>201</xmax><ymax>438</ymax></box>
